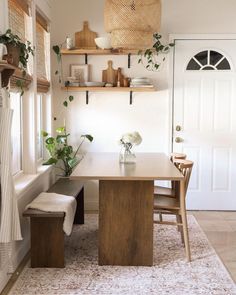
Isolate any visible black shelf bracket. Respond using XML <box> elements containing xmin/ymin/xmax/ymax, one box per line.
<box><xmin>85</xmin><ymin>53</ymin><xmax>88</xmax><ymax>64</ymax></box>
<box><xmin>129</xmin><ymin>91</ymin><xmax>133</xmax><ymax>105</ymax></box>
<box><xmin>86</xmin><ymin>90</ymin><xmax>89</xmax><ymax>104</ymax></box>
<box><xmin>128</xmin><ymin>53</ymin><xmax>131</xmax><ymax>68</ymax></box>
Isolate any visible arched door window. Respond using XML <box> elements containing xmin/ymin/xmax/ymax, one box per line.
<box><xmin>186</xmin><ymin>50</ymin><xmax>231</xmax><ymax>71</ymax></box>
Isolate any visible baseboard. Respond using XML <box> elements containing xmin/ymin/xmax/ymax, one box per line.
<box><xmin>85</xmin><ymin>201</ymin><xmax>98</xmax><ymax>211</ymax></box>
<box><xmin>0</xmin><ymin>237</ymin><xmax>30</xmax><ymax>293</ymax></box>
<box><xmin>0</xmin><ymin>265</ymin><xmax>11</xmax><ymax>293</ymax></box>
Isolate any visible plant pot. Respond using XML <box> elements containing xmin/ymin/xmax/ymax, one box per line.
<box><xmin>6</xmin><ymin>44</ymin><xmax>21</xmax><ymax>67</ymax></box>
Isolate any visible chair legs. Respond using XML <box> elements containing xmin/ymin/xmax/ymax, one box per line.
<box><xmin>181</xmin><ymin>208</ymin><xmax>191</xmax><ymax>262</ymax></box>
<box><xmin>176</xmin><ymin>215</ymin><xmax>184</xmax><ymax>244</ymax></box>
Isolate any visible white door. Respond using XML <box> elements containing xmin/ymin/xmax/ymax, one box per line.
<box><xmin>173</xmin><ymin>39</ymin><xmax>236</xmax><ymax>210</ymax></box>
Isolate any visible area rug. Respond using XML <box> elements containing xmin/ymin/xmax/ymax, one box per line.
<box><xmin>9</xmin><ymin>215</ymin><xmax>236</xmax><ymax>295</ymax></box>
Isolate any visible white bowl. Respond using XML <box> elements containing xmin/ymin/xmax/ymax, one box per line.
<box><xmin>85</xmin><ymin>82</ymin><xmax>105</xmax><ymax>87</ymax></box>
<box><xmin>95</xmin><ymin>37</ymin><xmax>112</xmax><ymax>50</ymax></box>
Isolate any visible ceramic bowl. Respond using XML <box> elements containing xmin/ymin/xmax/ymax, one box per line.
<box><xmin>85</xmin><ymin>82</ymin><xmax>106</xmax><ymax>87</ymax></box>
<box><xmin>95</xmin><ymin>36</ymin><xmax>112</xmax><ymax>50</ymax></box>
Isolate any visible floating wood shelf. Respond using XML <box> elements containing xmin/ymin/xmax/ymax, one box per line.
<box><xmin>60</xmin><ymin>48</ymin><xmax>144</xmax><ymax>68</ymax></box>
<box><xmin>61</xmin><ymin>86</ymin><xmax>156</xmax><ymax>105</ymax></box>
<box><xmin>0</xmin><ymin>60</ymin><xmax>17</xmax><ymax>72</ymax></box>
<box><xmin>62</xmin><ymin>86</ymin><xmax>155</xmax><ymax>92</ymax></box>
<box><xmin>0</xmin><ymin>61</ymin><xmax>18</xmax><ymax>87</ymax></box>
<box><xmin>61</xmin><ymin>49</ymin><xmax>141</xmax><ymax>56</ymax></box>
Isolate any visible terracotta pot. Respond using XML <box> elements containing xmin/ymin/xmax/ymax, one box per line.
<box><xmin>6</xmin><ymin>44</ymin><xmax>21</xmax><ymax>67</ymax></box>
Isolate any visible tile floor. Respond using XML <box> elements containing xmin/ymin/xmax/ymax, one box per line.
<box><xmin>193</xmin><ymin>211</ymin><xmax>236</xmax><ymax>282</ymax></box>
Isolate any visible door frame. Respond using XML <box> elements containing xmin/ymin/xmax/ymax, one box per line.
<box><xmin>168</xmin><ymin>34</ymin><xmax>236</xmax><ymax>153</ymax></box>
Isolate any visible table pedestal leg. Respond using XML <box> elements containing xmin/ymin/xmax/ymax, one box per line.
<box><xmin>99</xmin><ymin>180</ymin><xmax>153</xmax><ymax>266</ymax></box>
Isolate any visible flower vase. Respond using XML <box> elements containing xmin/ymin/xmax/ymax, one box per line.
<box><xmin>119</xmin><ymin>147</ymin><xmax>136</xmax><ymax>164</ymax></box>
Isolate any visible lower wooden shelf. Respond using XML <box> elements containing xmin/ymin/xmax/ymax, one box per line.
<box><xmin>61</xmin><ymin>86</ymin><xmax>156</xmax><ymax>92</ymax></box>
<box><xmin>61</xmin><ymin>86</ymin><xmax>156</xmax><ymax>105</ymax></box>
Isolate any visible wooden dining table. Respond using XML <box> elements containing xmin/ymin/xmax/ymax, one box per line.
<box><xmin>70</xmin><ymin>152</ymin><xmax>184</xmax><ymax>266</ymax></box>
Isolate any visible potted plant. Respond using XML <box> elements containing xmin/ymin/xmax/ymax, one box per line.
<box><xmin>42</xmin><ymin>126</ymin><xmax>93</xmax><ymax>177</ymax></box>
<box><xmin>0</xmin><ymin>29</ymin><xmax>34</xmax><ymax>94</ymax></box>
<box><xmin>138</xmin><ymin>33</ymin><xmax>174</xmax><ymax>71</ymax></box>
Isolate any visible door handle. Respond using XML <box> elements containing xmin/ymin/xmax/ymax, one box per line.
<box><xmin>176</xmin><ymin>125</ymin><xmax>182</xmax><ymax>131</ymax></box>
<box><xmin>175</xmin><ymin>137</ymin><xmax>184</xmax><ymax>143</ymax></box>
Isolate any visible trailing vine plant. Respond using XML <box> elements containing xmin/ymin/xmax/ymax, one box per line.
<box><xmin>0</xmin><ymin>29</ymin><xmax>34</xmax><ymax>95</ymax></box>
<box><xmin>138</xmin><ymin>33</ymin><xmax>174</xmax><ymax>71</ymax></box>
<box><xmin>52</xmin><ymin>42</ymin><xmax>74</xmax><ymax>107</ymax></box>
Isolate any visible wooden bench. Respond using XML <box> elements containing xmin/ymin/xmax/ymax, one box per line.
<box><xmin>23</xmin><ymin>179</ymin><xmax>84</xmax><ymax>268</ymax></box>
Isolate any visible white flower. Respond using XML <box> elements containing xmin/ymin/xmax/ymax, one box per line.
<box><xmin>120</xmin><ymin>131</ymin><xmax>142</xmax><ymax>146</ymax></box>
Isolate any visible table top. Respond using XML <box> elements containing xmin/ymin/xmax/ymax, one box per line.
<box><xmin>70</xmin><ymin>153</ymin><xmax>184</xmax><ymax>181</ymax></box>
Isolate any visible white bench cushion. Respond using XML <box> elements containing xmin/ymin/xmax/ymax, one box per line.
<box><xmin>26</xmin><ymin>192</ymin><xmax>77</xmax><ymax>235</ymax></box>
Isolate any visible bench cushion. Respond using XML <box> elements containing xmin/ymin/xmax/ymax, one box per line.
<box><xmin>25</xmin><ymin>192</ymin><xmax>76</xmax><ymax>235</ymax></box>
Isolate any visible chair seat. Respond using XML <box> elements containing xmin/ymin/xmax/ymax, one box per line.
<box><xmin>154</xmin><ymin>185</ymin><xmax>175</xmax><ymax>197</ymax></box>
<box><xmin>154</xmin><ymin>195</ymin><xmax>180</xmax><ymax>210</ymax></box>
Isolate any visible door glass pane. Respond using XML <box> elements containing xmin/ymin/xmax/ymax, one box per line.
<box><xmin>216</xmin><ymin>58</ymin><xmax>231</xmax><ymax>70</ymax></box>
<box><xmin>195</xmin><ymin>51</ymin><xmax>208</xmax><ymax>66</ymax></box>
<box><xmin>186</xmin><ymin>59</ymin><xmax>201</xmax><ymax>70</ymax></box>
<box><xmin>210</xmin><ymin>51</ymin><xmax>223</xmax><ymax>66</ymax></box>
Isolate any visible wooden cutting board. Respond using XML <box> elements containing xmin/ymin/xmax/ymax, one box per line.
<box><xmin>102</xmin><ymin>60</ymin><xmax>118</xmax><ymax>85</ymax></box>
<box><xmin>75</xmin><ymin>21</ymin><xmax>98</xmax><ymax>49</ymax></box>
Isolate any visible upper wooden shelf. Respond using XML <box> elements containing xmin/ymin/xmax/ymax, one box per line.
<box><xmin>61</xmin><ymin>86</ymin><xmax>156</xmax><ymax>92</ymax></box>
<box><xmin>61</xmin><ymin>48</ymin><xmax>141</xmax><ymax>56</ymax></box>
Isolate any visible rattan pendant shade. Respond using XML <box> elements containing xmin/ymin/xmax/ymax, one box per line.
<box><xmin>104</xmin><ymin>0</ymin><xmax>161</xmax><ymax>49</ymax></box>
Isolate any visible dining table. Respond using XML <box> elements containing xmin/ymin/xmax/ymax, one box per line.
<box><xmin>70</xmin><ymin>152</ymin><xmax>184</xmax><ymax>266</ymax></box>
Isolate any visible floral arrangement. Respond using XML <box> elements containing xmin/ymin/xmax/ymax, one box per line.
<box><xmin>119</xmin><ymin>131</ymin><xmax>142</xmax><ymax>151</ymax></box>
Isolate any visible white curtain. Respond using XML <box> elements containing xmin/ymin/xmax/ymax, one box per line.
<box><xmin>0</xmin><ymin>89</ymin><xmax>22</xmax><ymax>243</ymax></box>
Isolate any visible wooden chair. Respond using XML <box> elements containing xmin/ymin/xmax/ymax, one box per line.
<box><xmin>154</xmin><ymin>152</ymin><xmax>187</xmax><ymax>197</ymax></box>
<box><xmin>154</xmin><ymin>159</ymin><xmax>194</xmax><ymax>262</ymax></box>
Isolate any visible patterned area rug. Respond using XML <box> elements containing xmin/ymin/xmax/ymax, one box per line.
<box><xmin>9</xmin><ymin>215</ymin><xmax>236</xmax><ymax>295</ymax></box>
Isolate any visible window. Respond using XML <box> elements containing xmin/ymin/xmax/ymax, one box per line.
<box><xmin>8</xmin><ymin>0</ymin><xmax>27</xmax><ymax>41</ymax></box>
<box><xmin>10</xmin><ymin>92</ymin><xmax>22</xmax><ymax>175</ymax></box>
<box><xmin>36</xmin><ymin>12</ymin><xmax>50</xmax><ymax>93</ymax></box>
<box><xmin>37</xmin><ymin>94</ymin><xmax>43</xmax><ymax>160</ymax></box>
<box><xmin>186</xmin><ymin>50</ymin><xmax>231</xmax><ymax>71</ymax></box>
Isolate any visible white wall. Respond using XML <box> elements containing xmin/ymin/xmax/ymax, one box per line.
<box><xmin>50</xmin><ymin>0</ymin><xmax>236</xmax><ymax>210</ymax></box>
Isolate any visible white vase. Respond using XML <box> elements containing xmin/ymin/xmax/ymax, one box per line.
<box><xmin>119</xmin><ymin>147</ymin><xmax>136</xmax><ymax>164</ymax></box>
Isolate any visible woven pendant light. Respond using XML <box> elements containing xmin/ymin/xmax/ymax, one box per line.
<box><xmin>104</xmin><ymin>0</ymin><xmax>161</xmax><ymax>49</ymax></box>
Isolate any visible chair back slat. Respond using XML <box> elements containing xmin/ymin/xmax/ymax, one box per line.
<box><xmin>173</xmin><ymin>159</ymin><xmax>194</xmax><ymax>197</ymax></box>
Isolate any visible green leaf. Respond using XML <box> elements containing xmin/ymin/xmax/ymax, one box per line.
<box><xmin>52</xmin><ymin>45</ymin><xmax>60</xmax><ymax>55</ymax></box>
<box><xmin>56</xmin><ymin>127</ymin><xmax>65</xmax><ymax>134</ymax></box>
<box><xmin>63</xmin><ymin>101</ymin><xmax>68</xmax><ymax>107</ymax></box>
<box><xmin>41</xmin><ymin>130</ymin><xmax>48</xmax><ymax>137</ymax></box>
<box><xmin>63</xmin><ymin>145</ymin><xmax>73</xmax><ymax>155</ymax></box>
<box><xmin>65</xmin><ymin>81</ymin><xmax>70</xmax><ymax>87</ymax></box>
<box><xmin>69</xmin><ymin>95</ymin><xmax>74</xmax><ymax>102</ymax></box>
<box><xmin>56</xmin><ymin>135</ymin><xmax>68</xmax><ymax>144</ymax></box>
<box><xmin>43</xmin><ymin>158</ymin><xmax>58</xmax><ymax>165</ymax></box>
<box><xmin>45</xmin><ymin>137</ymin><xmax>55</xmax><ymax>144</ymax></box>
<box><xmin>81</xmin><ymin>134</ymin><xmax>94</xmax><ymax>142</ymax></box>
<box><xmin>138</xmin><ymin>58</ymin><xmax>142</xmax><ymax>64</ymax></box>
<box><xmin>68</xmin><ymin>158</ymin><xmax>79</xmax><ymax>168</ymax></box>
